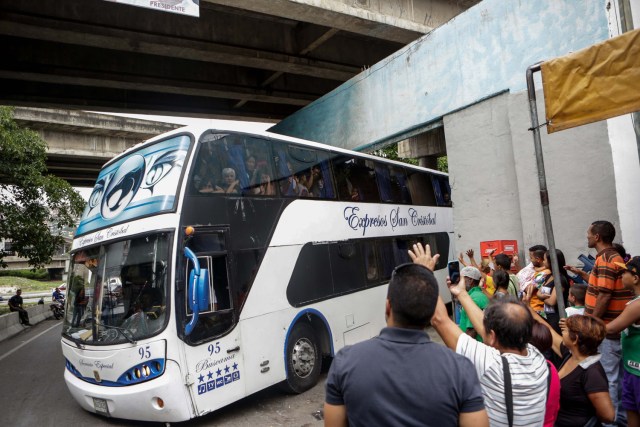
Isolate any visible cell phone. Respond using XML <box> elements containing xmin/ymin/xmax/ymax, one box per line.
<box><xmin>448</xmin><ymin>261</ymin><xmax>460</xmax><ymax>284</ymax></box>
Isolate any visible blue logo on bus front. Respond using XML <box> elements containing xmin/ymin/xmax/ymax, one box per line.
<box><xmin>77</xmin><ymin>136</ymin><xmax>191</xmax><ymax>236</ymax></box>
<box><xmin>196</xmin><ymin>363</ymin><xmax>241</xmax><ymax>395</ymax></box>
<box><xmin>343</xmin><ymin>206</ymin><xmax>437</xmax><ymax>236</ymax></box>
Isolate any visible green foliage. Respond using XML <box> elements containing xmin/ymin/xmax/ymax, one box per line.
<box><xmin>437</xmin><ymin>156</ymin><xmax>448</xmax><ymax>173</ymax></box>
<box><xmin>0</xmin><ymin>106</ymin><xmax>85</xmax><ymax>268</ymax></box>
<box><xmin>0</xmin><ymin>277</ymin><xmax>62</xmax><ymax>293</ymax></box>
<box><xmin>372</xmin><ymin>144</ymin><xmax>419</xmax><ymax>166</ymax></box>
<box><xmin>372</xmin><ymin>143</ymin><xmax>449</xmax><ymax>173</ymax></box>
<box><xmin>0</xmin><ymin>268</ymin><xmax>49</xmax><ymax>280</ymax></box>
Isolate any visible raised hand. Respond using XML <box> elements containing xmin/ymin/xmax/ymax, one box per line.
<box><xmin>408</xmin><ymin>243</ymin><xmax>440</xmax><ymax>272</ymax></box>
<box><xmin>446</xmin><ymin>275</ymin><xmax>467</xmax><ymax>297</ymax></box>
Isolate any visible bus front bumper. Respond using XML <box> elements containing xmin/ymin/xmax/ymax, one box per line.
<box><xmin>64</xmin><ymin>359</ymin><xmax>194</xmax><ymax>422</ymax></box>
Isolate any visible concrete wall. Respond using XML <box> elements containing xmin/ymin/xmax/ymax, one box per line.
<box><xmin>271</xmin><ymin>0</ymin><xmax>609</xmax><ymax>151</ymax></box>
<box><xmin>606</xmin><ymin>0</ymin><xmax>640</xmax><ymax>255</ymax></box>
<box><xmin>444</xmin><ymin>92</ymin><xmax>524</xmax><ymax>256</ymax></box>
<box><xmin>446</xmin><ymin>89</ymin><xmax>622</xmax><ymax>265</ymax></box>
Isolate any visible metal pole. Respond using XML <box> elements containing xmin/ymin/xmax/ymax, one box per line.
<box><xmin>526</xmin><ymin>64</ymin><xmax>566</xmax><ymax>318</ymax></box>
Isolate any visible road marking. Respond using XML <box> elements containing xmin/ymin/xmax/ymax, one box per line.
<box><xmin>0</xmin><ymin>321</ymin><xmax>62</xmax><ymax>362</ymax></box>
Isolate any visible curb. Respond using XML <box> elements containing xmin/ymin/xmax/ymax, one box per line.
<box><xmin>0</xmin><ymin>304</ymin><xmax>54</xmax><ymax>343</ymax></box>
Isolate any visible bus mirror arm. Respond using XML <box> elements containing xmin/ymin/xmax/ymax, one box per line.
<box><xmin>184</xmin><ymin>247</ymin><xmax>210</xmax><ymax>336</ymax></box>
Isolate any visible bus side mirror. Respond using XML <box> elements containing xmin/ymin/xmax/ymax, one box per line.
<box><xmin>184</xmin><ymin>247</ymin><xmax>211</xmax><ymax>336</ymax></box>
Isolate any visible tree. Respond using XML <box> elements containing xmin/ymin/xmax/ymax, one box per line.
<box><xmin>0</xmin><ymin>106</ymin><xmax>85</xmax><ymax>268</ymax></box>
<box><xmin>372</xmin><ymin>143</ymin><xmax>419</xmax><ymax>166</ymax></box>
<box><xmin>372</xmin><ymin>143</ymin><xmax>449</xmax><ymax>173</ymax></box>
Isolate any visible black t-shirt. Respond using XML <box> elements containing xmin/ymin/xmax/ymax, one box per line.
<box><xmin>555</xmin><ymin>345</ymin><xmax>609</xmax><ymax>427</ymax></box>
<box><xmin>8</xmin><ymin>294</ymin><xmax>23</xmax><ymax>309</ymax></box>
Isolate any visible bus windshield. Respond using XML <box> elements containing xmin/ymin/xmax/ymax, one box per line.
<box><xmin>62</xmin><ymin>232</ymin><xmax>171</xmax><ymax>345</ymax></box>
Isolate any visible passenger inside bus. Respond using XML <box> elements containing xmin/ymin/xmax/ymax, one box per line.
<box><xmin>245</xmin><ymin>155</ymin><xmax>259</xmax><ymax>186</ymax></box>
<box><xmin>254</xmin><ymin>165</ymin><xmax>275</xmax><ymax>196</ymax></box>
<box><xmin>221</xmin><ymin>168</ymin><xmax>240</xmax><ymax>194</ymax></box>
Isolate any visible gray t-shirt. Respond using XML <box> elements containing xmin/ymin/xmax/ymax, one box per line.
<box><xmin>326</xmin><ymin>327</ymin><xmax>485</xmax><ymax>427</ymax></box>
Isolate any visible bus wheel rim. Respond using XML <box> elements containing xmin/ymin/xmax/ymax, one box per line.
<box><xmin>291</xmin><ymin>337</ymin><xmax>315</xmax><ymax>378</ymax></box>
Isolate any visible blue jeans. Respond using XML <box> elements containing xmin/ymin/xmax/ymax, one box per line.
<box><xmin>599</xmin><ymin>338</ymin><xmax>627</xmax><ymax>426</ymax></box>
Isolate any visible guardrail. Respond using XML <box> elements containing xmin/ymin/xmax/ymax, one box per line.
<box><xmin>0</xmin><ymin>305</ymin><xmax>54</xmax><ymax>342</ymax></box>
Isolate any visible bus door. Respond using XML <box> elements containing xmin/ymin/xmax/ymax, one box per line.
<box><xmin>182</xmin><ymin>228</ymin><xmax>245</xmax><ymax>414</ymax></box>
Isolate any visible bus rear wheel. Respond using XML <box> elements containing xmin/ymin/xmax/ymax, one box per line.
<box><xmin>282</xmin><ymin>322</ymin><xmax>321</xmax><ymax>394</ymax></box>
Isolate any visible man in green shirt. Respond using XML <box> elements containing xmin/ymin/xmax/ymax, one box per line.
<box><xmin>458</xmin><ymin>267</ymin><xmax>489</xmax><ymax>341</ymax></box>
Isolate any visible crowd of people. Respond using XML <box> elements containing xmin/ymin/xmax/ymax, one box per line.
<box><xmin>324</xmin><ymin>220</ymin><xmax>640</xmax><ymax>427</ymax></box>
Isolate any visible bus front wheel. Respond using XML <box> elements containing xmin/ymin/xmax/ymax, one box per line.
<box><xmin>282</xmin><ymin>322</ymin><xmax>321</xmax><ymax>394</ymax></box>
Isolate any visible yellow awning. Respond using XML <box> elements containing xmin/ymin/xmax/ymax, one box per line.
<box><xmin>541</xmin><ymin>28</ymin><xmax>640</xmax><ymax>133</ymax></box>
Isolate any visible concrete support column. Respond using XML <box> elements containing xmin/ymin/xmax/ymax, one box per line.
<box><xmin>397</xmin><ymin>126</ymin><xmax>445</xmax><ymax>169</ymax></box>
<box><xmin>418</xmin><ymin>156</ymin><xmax>438</xmax><ymax>169</ymax></box>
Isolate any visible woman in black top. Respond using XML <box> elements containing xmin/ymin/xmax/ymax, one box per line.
<box><xmin>555</xmin><ymin>316</ymin><xmax>614</xmax><ymax>426</ymax></box>
<box><xmin>524</xmin><ymin>296</ymin><xmax>615</xmax><ymax>426</ymax></box>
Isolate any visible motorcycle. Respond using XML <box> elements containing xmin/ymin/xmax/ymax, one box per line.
<box><xmin>50</xmin><ymin>296</ymin><xmax>65</xmax><ymax>320</ymax></box>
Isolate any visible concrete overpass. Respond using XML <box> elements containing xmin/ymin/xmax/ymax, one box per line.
<box><xmin>12</xmin><ymin>107</ymin><xmax>181</xmax><ymax>187</ymax></box>
<box><xmin>0</xmin><ymin>0</ymin><xmax>478</xmax><ymax>121</ymax></box>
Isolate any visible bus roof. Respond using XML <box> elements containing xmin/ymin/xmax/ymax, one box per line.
<box><xmin>104</xmin><ymin>123</ymin><xmax>448</xmax><ymax>177</ymax></box>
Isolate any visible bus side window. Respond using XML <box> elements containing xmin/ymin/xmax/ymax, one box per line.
<box><xmin>243</xmin><ymin>137</ymin><xmax>275</xmax><ymax>196</ymax></box>
<box><xmin>432</xmin><ymin>175</ymin><xmax>452</xmax><ymax>206</ymax></box>
<box><xmin>331</xmin><ymin>242</ymin><xmax>366</xmax><ymax>294</ymax></box>
<box><xmin>406</xmin><ymin>170</ymin><xmax>437</xmax><ymax>206</ymax></box>
<box><xmin>273</xmin><ymin>142</ymin><xmax>335</xmax><ymax>199</ymax></box>
<box><xmin>378</xmin><ymin>239</ymin><xmax>396</xmax><ymax>281</ymax></box>
<box><xmin>363</xmin><ymin>242</ymin><xmax>379</xmax><ymax>283</ymax></box>
<box><xmin>426</xmin><ymin>233</ymin><xmax>450</xmax><ymax>270</ymax></box>
<box><xmin>191</xmin><ymin>139</ymin><xmax>224</xmax><ymax>194</ymax></box>
<box><xmin>375</xmin><ymin>163</ymin><xmax>411</xmax><ymax>204</ymax></box>
<box><xmin>333</xmin><ymin>156</ymin><xmax>381</xmax><ymax>203</ymax></box>
<box><xmin>393</xmin><ymin>238</ymin><xmax>415</xmax><ymax>265</ymax></box>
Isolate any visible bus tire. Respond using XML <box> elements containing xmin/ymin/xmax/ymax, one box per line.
<box><xmin>281</xmin><ymin>322</ymin><xmax>321</xmax><ymax>394</ymax></box>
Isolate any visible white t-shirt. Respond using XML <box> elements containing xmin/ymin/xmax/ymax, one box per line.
<box><xmin>565</xmin><ymin>306</ymin><xmax>585</xmax><ymax>317</ymax></box>
<box><xmin>456</xmin><ymin>333</ymin><xmax>548</xmax><ymax>427</ymax></box>
<box><xmin>517</xmin><ymin>262</ymin><xmax>536</xmax><ymax>293</ymax></box>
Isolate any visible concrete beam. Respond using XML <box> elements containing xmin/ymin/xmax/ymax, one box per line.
<box><xmin>0</xmin><ymin>13</ymin><xmax>359</xmax><ymax>81</ymax></box>
<box><xmin>205</xmin><ymin>0</ymin><xmax>471</xmax><ymax>43</ymax></box>
<box><xmin>0</xmin><ymin>70</ymin><xmax>315</xmax><ymax>107</ymax></box>
<box><xmin>398</xmin><ymin>127</ymin><xmax>446</xmax><ymax>158</ymax></box>
<box><xmin>12</xmin><ymin>108</ymin><xmax>179</xmax><ymax>139</ymax></box>
<box><xmin>270</xmin><ymin>0</ymin><xmax>609</xmax><ymax>150</ymax></box>
<box><xmin>11</xmin><ymin>108</ymin><xmax>182</xmax><ymax>186</ymax></box>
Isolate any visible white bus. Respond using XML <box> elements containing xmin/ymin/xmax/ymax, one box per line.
<box><xmin>61</xmin><ymin>125</ymin><xmax>454</xmax><ymax>422</ymax></box>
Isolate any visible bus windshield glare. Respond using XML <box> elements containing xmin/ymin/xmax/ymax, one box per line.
<box><xmin>62</xmin><ymin>232</ymin><xmax>170</xmax><ymax>344</ymax></box>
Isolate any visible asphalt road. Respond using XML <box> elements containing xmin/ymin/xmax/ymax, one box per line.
<box><xmin>0</xmin><ymin>320</ymin><xmax>445</xmax><ymax>427</ymax></box>
<box><xmin>0</xmin><ymin>319</ymin><xmax>326</xmax><ymax>427</ymax></box>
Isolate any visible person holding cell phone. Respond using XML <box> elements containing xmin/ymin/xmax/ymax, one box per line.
<box><xmin>457</xmin><ymin>266</ymin><xmax>490</xmax><ymax>342</ymax></box>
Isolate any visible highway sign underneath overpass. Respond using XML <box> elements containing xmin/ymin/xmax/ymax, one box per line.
<box><xmin>104</xmin><ymin>0</ymin><xmax>199</xmax><ymax>17</ymax></box>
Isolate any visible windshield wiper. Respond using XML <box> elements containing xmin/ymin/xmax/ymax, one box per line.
<box><xmin>98</xmin><ymin>322</ymin><xmax>137</xmax><ymax>344</ymax></box>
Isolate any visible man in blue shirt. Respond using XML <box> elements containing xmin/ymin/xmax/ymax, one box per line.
<box><xmin>52</xmin><ymin>287</ymin><xmax>64</xmax><ymax>302</ymax></box>
<box><xmin>324</xmin><ymin>263</ymin><xmax>488</xmax><ymax>427</ymax></box>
